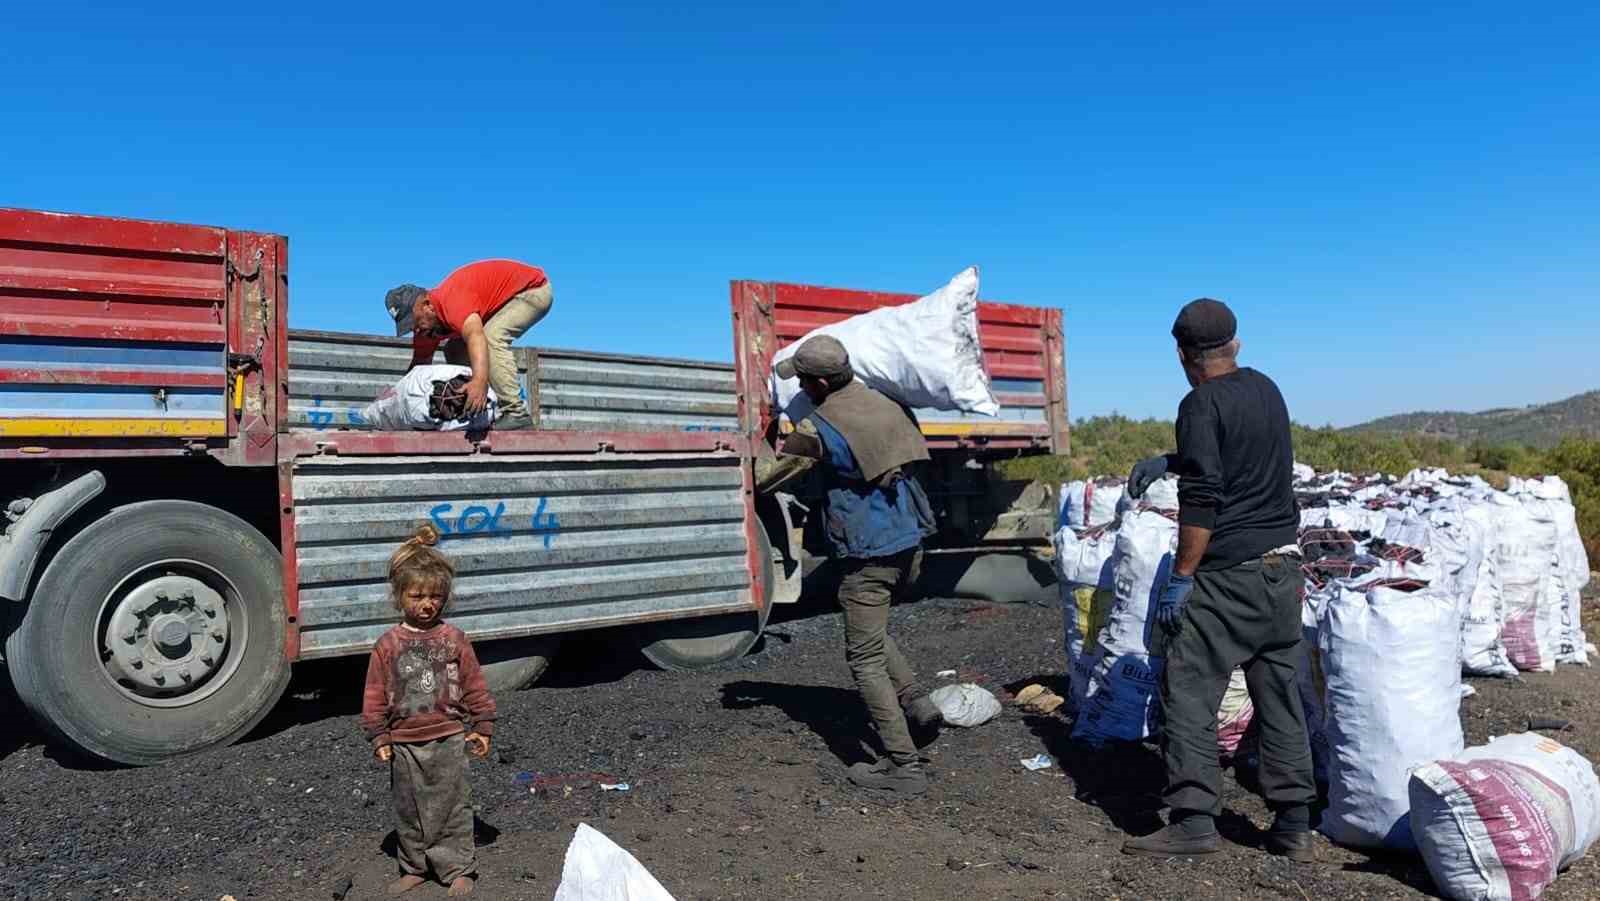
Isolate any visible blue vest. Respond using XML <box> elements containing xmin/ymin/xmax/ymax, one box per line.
<box><xmin>810</xmin><ymin>413</ymin><xmax>936</xmax><ymax>559</ymax></box>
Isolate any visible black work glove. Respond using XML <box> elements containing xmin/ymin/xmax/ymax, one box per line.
<box><xmin>1127</xmin><ymin>455</ymin><xmax>1169</xmax><ymax>499</ymax></box>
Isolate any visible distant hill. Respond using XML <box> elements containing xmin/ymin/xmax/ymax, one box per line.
<box><xmin>1348</xmin><ymin>390</ymin><xmax>1600</xmax><ymax>448</ymax></box>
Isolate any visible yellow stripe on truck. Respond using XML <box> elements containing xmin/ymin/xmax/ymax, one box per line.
<box><xmin>778</xmin><ymin>420</ymin><xmax>1044</xmax><ymax>438</ymax></box>
<box><xmin>0</xmin><ymin>418</ymin><xmax>228</xmax><ymax>438</ymax></box>
<box><xmin>920</xmin><ymin>422</ymin><xmax>1047</xmax><ymax>437</ymax></box>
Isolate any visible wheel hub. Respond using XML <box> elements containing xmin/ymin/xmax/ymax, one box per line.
<box><xmin>103</xmin><ymin>575</ymin><xmax>229</xmax><ymax>696</ymax></box>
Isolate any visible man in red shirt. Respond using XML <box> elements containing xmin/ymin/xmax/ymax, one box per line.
<box><xmin>385</xmin><ymin>260</ymin><xmax>553</xmax><ymax>430</ymax></box>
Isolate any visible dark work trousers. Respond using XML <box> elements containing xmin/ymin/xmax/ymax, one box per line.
<box><xmin>1160</xmin><ymin>554</ymin><xmax>1316</xmax><ymax>818</ymax></box>
<box><xmin>838</xmin><ymin>548</ymin><xmax>922</xmax><ymax>766</ymax></box>
<box><xmin>391</xmin><ymin>734</ymin><xmax>476</xmax><ymax>882</ymax></box>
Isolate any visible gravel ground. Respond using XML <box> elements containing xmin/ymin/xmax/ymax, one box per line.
<box><xmin>2</xmin><ymin>586</ymin><xmax>1597</xmax><ymax>901</ymax></box>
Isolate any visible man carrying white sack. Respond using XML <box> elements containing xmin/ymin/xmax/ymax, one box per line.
<box><xmin>1121</xmin><ymin>299</ymin><xmax>1316</xmax><ymax>861</ymax></box>
<box><xmin>754</xmin><ymin>335</ymin><xmax>945</xmax><ymax>795</ymax></box>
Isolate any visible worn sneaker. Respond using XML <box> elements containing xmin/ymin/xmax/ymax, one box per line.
<box><xmin>846</xmin><ymin>759</ymin><xmax>928</xmax><ymax>795</ymax></box>
<box><xmin>492</xmin><ymin>411</ymin><xmax>534</xmax><ymax>431</ymax></box>
<box><xmin>1121</xmin><ymin>822</ymin><xmax>1222</xmax><ymax>858</ymax></box>
<box><xmin>1265</xmin><ymin>829</ymin><xmax>1316</xmax><ymax>862</ymax></box>
<box><xmin>903</xmin><ymin>695</ymin><xmax>944</xmax><ymax>729</ymax></box>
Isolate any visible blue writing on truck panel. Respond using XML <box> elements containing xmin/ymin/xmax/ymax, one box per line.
<box><xmin>531</xmin><ymin>497</ymin><xmax>561</xmax><ymax>549</ymax></box>
<box><xmin>427</xmin><ymin>500</ymin><xmax>561</xmax><ymax>549</ymax></box>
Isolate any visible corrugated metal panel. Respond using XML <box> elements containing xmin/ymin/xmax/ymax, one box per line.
<box><xmin>291</xmin><ymin>452</ymin><xmax>753</xmax><ymax>658</ymax></box>
<box><xmin>286</xmin><ymin>330</ymin><xmax>737</xmax><ymax>433</ymax></box>
<box><xmin>537</xmin><ymin>354</ymin><xmax>738</xmax><ymax>432</ymax></box>
<box><xmin>0</xmin><ymin>209</ymin><xmax>229</xmax><ymax>435</ymax></box>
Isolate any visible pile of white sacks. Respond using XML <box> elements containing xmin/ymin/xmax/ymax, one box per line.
<box><xmin>1053</xmin><ymin>475</ymin><xmax>1255</xmax><ymax>756</ymax></box>
<box><xmin>1052</xmin><ymin>465</ymin><xmax>1600</xmax><ymax>898</ymax></box>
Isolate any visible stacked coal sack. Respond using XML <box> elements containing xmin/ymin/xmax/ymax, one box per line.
<box><xmin>1293</xmin><ymin>466</ymin><xmax>1593</xmax><ymax>679</ymax></box>
<box><xmin>1051</xmin><ymin>478</ymin><xmax>1256</xmax><ymax>756</ymax></box>
<box><xmin>1291</xmin><ymin>464</ymin><xmax>1595</xmax><ymax>854</ymax></box>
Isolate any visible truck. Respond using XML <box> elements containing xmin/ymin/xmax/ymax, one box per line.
<box><xmin>0</xmin><ymin>207</ymin><xmax>1068</xmax><ymax>765</ymax></box>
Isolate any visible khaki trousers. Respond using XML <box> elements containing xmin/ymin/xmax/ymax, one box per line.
<box><xmin>839</xmin><ymin>549</ymin><xmax>921</xmax><ymax>765</ymax></box>
<box><xmin>442</xmin><ymin>281</ymin><xmax>553</xmax><ymax>418</ymax></box>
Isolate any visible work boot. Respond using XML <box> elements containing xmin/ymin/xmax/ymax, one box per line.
<box><xmin>1265</xmin><ymin>829</ymin><xmax>1316</xmax><ymax>862</ymax></box>
<box><xmin>846</xmin><ymin>759</ymin><xmax>928</xmax><ymax>795</ymax></box>
<box><xmin>903</xmin><ymin>695</ymin><xmax>944</xmax><ymax>729</ymax></box>
<box><xmin>492</xmin><ymin>410</ymin><xmax>534</xmax><ymax>431</ymax></box>
<box><xmin>1121</xmin><ymin>815</ymin><xmax>1222</xmax><ymax>858</ymax></box>
<box><xmin>1265</xmin><ymin>805</ymin><xmax>1316</xmax><ymax>861</ymax></box>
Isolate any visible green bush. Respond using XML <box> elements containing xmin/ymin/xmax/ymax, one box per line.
<box><xmin>996</xmin><ymin>417</ymin><xmax>1600</xmax><ymax>566</ymax></box>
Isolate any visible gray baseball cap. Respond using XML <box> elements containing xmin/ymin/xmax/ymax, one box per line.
<box><xmin>776</xmin><ymin>335</ymin><xmax>851</xmax><ymax>380</ymax></box>
<box><xmin>385</xmin><ymin>284</ymin><xmax>428</xmax><ymax>337</ymax></box>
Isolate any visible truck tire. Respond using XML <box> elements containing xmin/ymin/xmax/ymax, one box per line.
<box><xmin>636</xmin><ymin>526</ymin><xmax>775</xmax><ymax>671</ymax></box>
<box><xmin>476</xmin><ymin>635</ymin><xmax>562</xmax><ymax>692</ymax></box>
<box><xmin>5</xmin><ymin>501</ymin><xmax>290</xmax><ymax>766</ymax></box>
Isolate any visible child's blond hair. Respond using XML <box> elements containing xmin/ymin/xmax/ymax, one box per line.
<box><xmin>388</xmin><ymin>524</ymin><xmax>456</xmax><ymax>612</ymax></box>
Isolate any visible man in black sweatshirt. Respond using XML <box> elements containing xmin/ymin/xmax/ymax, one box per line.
<box><xmin>1120</xmin><ymin>299</ymin><xmax>1316</xmax><ymax>861</ymax></box>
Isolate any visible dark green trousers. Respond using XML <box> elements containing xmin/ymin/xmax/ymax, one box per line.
<box><xmin>839</xmin><ymin>549</ymin><xmax>921</xmax><ymax>766</ymax></box>
<box><xmin>1160</xmin><ymin>554</ymin><xmax>1316</xmax><ymax>817</ymax></box>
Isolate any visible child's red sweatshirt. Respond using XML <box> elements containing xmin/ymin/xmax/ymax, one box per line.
<box><xmin>360</xmin><ymin>622</ymin><xmax>496</xmax><ymax>749</ymax></box>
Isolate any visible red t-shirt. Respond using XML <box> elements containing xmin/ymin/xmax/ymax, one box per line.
<box><xmin>359</xmin><ymin>622</ymin><xmax>496</xmax><ymax>747</ymax></box>
<box><xmin>414</xmin><ymin>259</ymin><xmax>547</xmax><ymax>354</ymax></box>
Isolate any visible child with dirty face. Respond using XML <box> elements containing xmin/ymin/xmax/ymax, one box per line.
<box><xmin>359</xmin><ymin>524</ymin><xmax>496</xmax><ymax>897</ymax></box>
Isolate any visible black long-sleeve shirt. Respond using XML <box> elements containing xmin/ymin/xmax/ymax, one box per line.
<box><xmin>1168</xmin><ymin>367</ymin><xmax>1298</xmax><ymax>570</ymax></box>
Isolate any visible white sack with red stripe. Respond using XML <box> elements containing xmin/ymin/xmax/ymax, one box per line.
<box><xmin>1059</xmin><ymin>478</ymin><xmax>1126</xmax><ymax>531</ymax></box>
<box><xmin>1410</xmin><ymin>733</ymin><xmax>1600</xmax><ymax>901</ymax></box>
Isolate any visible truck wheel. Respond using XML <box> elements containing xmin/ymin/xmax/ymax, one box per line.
<box><xmin>4</xmin><ymin>501</ymin><xmax>290</xmax><ymax>766</ymax></box>
<box><xmin>637</xmin><ymin>526</ymin><xmax>775</xmax><ymax>671</ymax></box>
<box><xmin>476</xmin><ymin>636</ymin><xmax>561</xmax><ymax>692</ymax></box>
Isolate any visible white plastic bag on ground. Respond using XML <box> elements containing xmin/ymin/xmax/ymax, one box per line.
<box><xmin>359</xmin><ymin>364</ymin><xmax>497</xmax><ymax>431</ymax></box>
<box><xmin>1059</xmin><ymin>478</ymin><xmax>1126</xmax><ymax>530</ymax></box>
<box><xmin>1072</xmin><ymin>510</ymin><xmax>1177</xmax><ymax>745</ymax></box>
<box><xmin>1293</xmin><ymin>461</ymin><xmax>1316</xmax><ymax>483</ymax></box>
<box><xmin>554</xmin><ymin>822</ymin><xmax>677</xmax><ymax>901</ymax></box>
<box><xmin>929</xmin><ymin>683</ymin><xmax>1002</xmax><ymax>727</ymax></box>
<box><xmin>1411</xmin><ymin>733</ymin><xmax>1600</xmax><ymax>901</ymax></box>
<box><xmin>771</xmin><ymin>267</ymin><xmax>998</xmax><ymax>419</ymax></box>
<box><xmin>1320</xmin><ymin>569</ymin><xmax>1463</xmax><ymax>849</ymax></box>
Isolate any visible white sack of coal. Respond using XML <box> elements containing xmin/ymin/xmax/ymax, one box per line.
<box><xmin>1072</xmin><ymin>510</ymin><xmax>1176</xmax><ymax>745</ymax></box>
<box><xmin>359</xmin><ymin>364</ymin><xmax>497</xmax><ymax>431</ymax></box>
<box><xmin>1319</xmin><ymin>564</ymin><xmax>1463</xmax><ymax>849</ymax></box>
<box><xmin>1060</xmin><ymin>478</ymin><xmax>1126</xmax><ymax>531</ymax></box>
<box><xmin>1411</xmin><ymin>733</ymin><xmax>1600</xmax><ymax>901</ymax></box>
<box><xmin>771</xmin><ymin>267</ymin><xmax>998</xmax><ymax>419</ymax></box>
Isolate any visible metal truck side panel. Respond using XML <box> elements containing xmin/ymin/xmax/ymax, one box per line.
<box><xmin>290</xmin><ymin>453</ymin><xmax>753</xmax><ymax>658</ymax></box>
<box><xmin>286</xmin><ymin>330</ymin><xmax>738</xmax><ymax>433</ymax></box>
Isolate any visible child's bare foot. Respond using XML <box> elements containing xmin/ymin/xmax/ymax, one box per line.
<box><xmin>387</xmin><ymin>874</ymin><xmax>427</xmax><ymax>896</ymax></box>
<box><xmin>447</xmin><ymin>875</ymin><xmax>475</xmax><ymax>896</ymax></box>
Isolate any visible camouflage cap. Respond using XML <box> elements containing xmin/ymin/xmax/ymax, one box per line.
<box><xmin>775</xmin><ymin>334</ymin><xmax>851</xmax><ymax>380</ymax></box>
<box><xmin>385</xmin><ymin>284</ymin><xmax>428</xmax><ymax>337</ymax></box>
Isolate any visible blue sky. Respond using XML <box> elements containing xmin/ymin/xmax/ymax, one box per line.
<box><xmin>4</xmin><ymin>3</ymin><xmax>1596</xmax><ymax>426</ymax></box>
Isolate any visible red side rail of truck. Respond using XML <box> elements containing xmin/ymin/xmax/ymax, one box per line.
<box><xmin>730</xmin><ymin>278</ymin><xmax>1069</xmax><ymax>453</ymax></box>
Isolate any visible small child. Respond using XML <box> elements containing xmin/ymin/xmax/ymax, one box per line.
<box><xmin>361</xmin><ymin>524</ymin><xmax>496</xmax><ymax>897</ymax></box>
